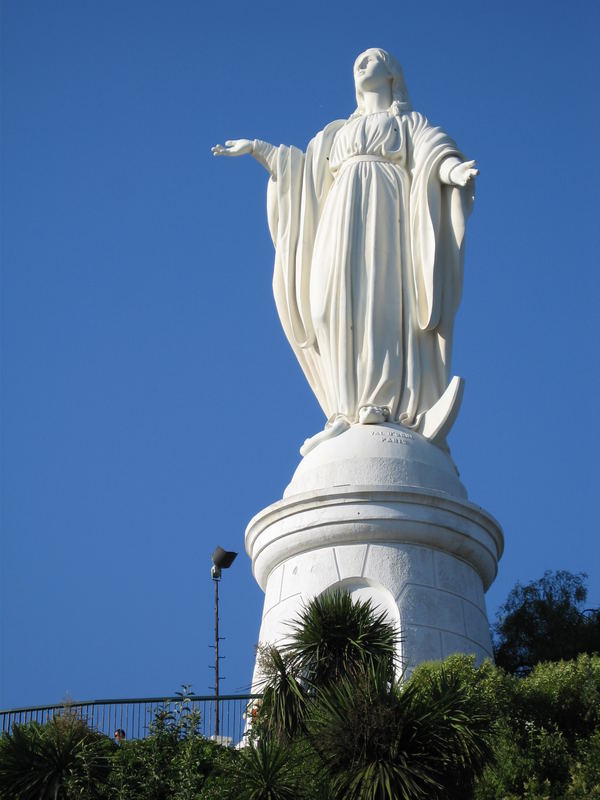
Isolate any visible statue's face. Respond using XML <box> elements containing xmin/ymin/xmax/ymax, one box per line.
<box><xmin>354</xmin><ymin>50</ymin><xmax>390</xmax><ymax>91</ymax></box>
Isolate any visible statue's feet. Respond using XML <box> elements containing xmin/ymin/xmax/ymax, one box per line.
<box><xmin>358</xmin><ymin>405</ymin><xmax>389</xmax><ymax>425</ymax></box>
<box><xmin>300</xmin><ymin>416</ymin><xmax>350</xmax><ymax>457</ymax></box>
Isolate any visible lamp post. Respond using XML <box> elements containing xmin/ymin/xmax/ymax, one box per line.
<box><xmin>211</xmin><ymin>546</ymin><xmax>237</xmax><ymax>739</ymax></box>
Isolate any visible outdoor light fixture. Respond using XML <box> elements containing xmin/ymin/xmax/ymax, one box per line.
<box><xmin>211</xmin><ymin>546</ymin><xmax>237</xmax><ymax>579</ymax></box>
<box><xmin>210</xmin><ymin>545</ymin><xmax>237</xmax><ymax>738</ymax></box>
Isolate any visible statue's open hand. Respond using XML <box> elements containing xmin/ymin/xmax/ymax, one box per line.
<box><xmin>211</xmin><ymin>139</ymin><xmax>254</xmax><ymax>157</ymax></box>
<box><xmin>450</xmin><ymin>160</ymin><xmax>479</xmax><ymax>187</ymax></box>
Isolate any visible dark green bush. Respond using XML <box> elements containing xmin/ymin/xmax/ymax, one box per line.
<box><xmin>109</xmin><ymin>688</ymin><xmax>231</xmax><ymax>800</ymax></box>
<box><xmin>0</xmin><ymin>714</ymin><xmax>114</xmax><ymax>800</ymax></box>
<box><xmin>472</xmin><ymin>654</ymin><xmax>600</xmax><ymax>799</ymax></box>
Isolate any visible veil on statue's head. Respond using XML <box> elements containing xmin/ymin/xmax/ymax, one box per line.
<box><xmin>351</xmin><ymin>48</ymin><xmax>412</xmax><ymax>117</ymax></box>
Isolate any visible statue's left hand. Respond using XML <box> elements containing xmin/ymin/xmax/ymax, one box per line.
<box><xmin>211</xmin><ymin>139</ymin><xmax>254</xmax><ymax>157</ymax></box>
<box><xmin>450</xmin><ymin>160</ymin><xmax>479</xmax><ymax>187</ymax></box>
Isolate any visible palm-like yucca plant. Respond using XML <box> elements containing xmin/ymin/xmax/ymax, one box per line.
<box><xmin>233</xmin><ymin>736</ymin><xmax>299</xmax><ymax>800</ymax></box>
<box><xmin>406</xmin><ymin>664</ymin><xmax>494</xmax><ymax>800</ymax></box>
<box><xmin>306</xmin><ymin>661</ymin><xmax>493</xmax><ymax>800</ymax></box>
<box><xmin>254</xmin><ymin>590</ymin><xmax>492</xmax><ymax>798</ymax></box>
<box><xmin>256</xmin><ymin>645</ymin><xmax>308</xmax><ymax>742</ymax></box>
<box><xmin>0</xmin><ymin>715</ymin><xmax>113</xmax><ymax>800</ymax></box>
<box><xmin>285</xmin><ymin>590</ymin><xmax>400</xmax><ymax>690</ymax></box>
<box><xmin>255</xmin><ymin>590</ymin><xmax>399</xmax><ymax>742</ymax></box>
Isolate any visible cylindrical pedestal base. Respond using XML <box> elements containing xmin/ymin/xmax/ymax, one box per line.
<box><xmin>245</xmin><ymin>424</ymin><xmax>503</xmax><ymax>686</ymax></box>
<box><xmin>246</xmin><ymin>485</ymin><xmax>502</xmax><ymax>681</ymax></box>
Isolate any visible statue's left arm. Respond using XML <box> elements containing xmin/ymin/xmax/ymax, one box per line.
<box><xmin>439</xmin><ymin>156</ymin><xmax>479</xmax><ymax>186</ymax></box>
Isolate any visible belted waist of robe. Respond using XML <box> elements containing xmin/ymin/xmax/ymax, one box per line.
<box><xmin>336</xmin><ymin>154</ymin><xmax>400</xmax><ymax>172</ymax></box>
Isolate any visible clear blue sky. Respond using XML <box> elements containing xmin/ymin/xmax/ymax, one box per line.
<box><xmin>1</xmin><ymin>0</ymin><xmax>599</xmax><ymax>708</ymax></box>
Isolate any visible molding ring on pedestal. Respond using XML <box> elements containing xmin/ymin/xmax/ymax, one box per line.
<box><xmin>246</xmin><ymin>485</ymin><xmax>503</xmax><ymax>592</ymax></box>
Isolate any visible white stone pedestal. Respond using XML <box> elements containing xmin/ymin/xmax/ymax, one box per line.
<box><xmin>246</xmin><ymin>424</ymin><xmax>503</xmax><ymax>682</ymax></box>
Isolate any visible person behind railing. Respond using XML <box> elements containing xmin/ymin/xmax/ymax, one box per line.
<box><xmin>113</xmin><ymin>728</ymin><xmax>126</xmax><ymax>744</ymax></box>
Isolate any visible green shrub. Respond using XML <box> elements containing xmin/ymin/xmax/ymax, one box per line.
<box><xmin>517</xmin><ymin>654</ymin><xmax>600</xmax><ymax>741</ymax></box>
<box><xmin>568</xmin><ymin>728</ymin><xmax>600</xmax><ymax>798</ymax></box>
<box><xmin>474</xmin><ymin>654</ymin><xmax>600</xmax><ymax>799</ymax></box>
<box><xmin>109</xmin><ymin>687</ymin><xmax>231</xmax><ymax>800</ymax></box>
<box><xmin>0</xmin><ymin>714</ymin><xmax>114</xmax><ymax>800</ymax></box>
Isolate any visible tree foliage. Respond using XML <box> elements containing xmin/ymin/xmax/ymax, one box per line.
<box><xmin>493</xmin><ymin>570</ymin><xmax>600</xmax><ymax>675</ymax></box>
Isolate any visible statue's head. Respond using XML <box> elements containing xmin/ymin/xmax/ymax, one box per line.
<box><xmin>352</xmin><ymin>48</ymin><xmax>412</xmax><ymax>115</ymax></box>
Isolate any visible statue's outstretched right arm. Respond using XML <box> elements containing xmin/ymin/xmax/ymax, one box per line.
<box><xmin>212</xmin><ymin>139</ymin><xmax>278</xmax><ymax>176</ymax></box>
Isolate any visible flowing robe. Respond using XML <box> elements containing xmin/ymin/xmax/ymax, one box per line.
<box><xmin>267</xmin><ymin>108</ymin><xmax>474</xmax><ymax>430</ymax></box>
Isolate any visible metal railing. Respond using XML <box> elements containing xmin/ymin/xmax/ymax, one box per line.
<box><xmin>0</xmin><ymin>694</ymin><xmax>260</xmax><ymax>745</ymax></box>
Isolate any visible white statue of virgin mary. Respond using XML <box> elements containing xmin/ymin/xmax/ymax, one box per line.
<box><xmin>213</xmin><ymin>48</ymin><xmax>478</xmax><ymax>454</ymax></box>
